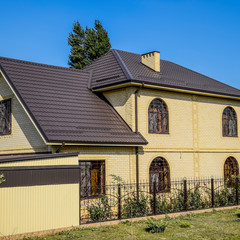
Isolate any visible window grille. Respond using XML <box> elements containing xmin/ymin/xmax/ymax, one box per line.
<box><xmin>0</xmin><ymin>99</ymin><xmax>11</xmax><ymax>136</ymax></box>
<box><xmin>222</xmin><ymin>107</ymin><xmax>238</xmax><ymax>137</ymax></box>
<box><xmin>224</xmin><ymin>157</ymin><xmax>239</xmax><ymax>186</ymax></box>
<box><xmin>149</xmin><ymin>157</ymin><xmax>170</xmax><ymax>193</ymax></box>
<box><xmin>79</xmin><ymin>160</ymin><xmax>105</xmax><ymax>198</ymax></box>
<box><xmin>148</xmin><ymin>98</ymin><xmax>169</xmax><ymax>134</ymax></box>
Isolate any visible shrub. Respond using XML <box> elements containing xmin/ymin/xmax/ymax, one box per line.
<box><xmin>236</xmin><ymin>210</ymin><xmax>240</xmax><ymax>218</ymax></box>
<box><xmin>214</xmin><ymin>185</ymin><xmax>236</xmax><ymax>207</ymax></box>
<box><xmin>188</xmin><ymin>185</ymin><xmax>211</xmax><ymax>210</ymax></box>
<box><xmin>146</xmin><ymin>218</ymin><xmax>168</xmax><ymax>233</ymax></box>
<box><xmin>179</xmin><ymin>221</ymin><xmax>190</xmax><ymax>228</ymax></box>
<box><xmin>122</xmin><ymin>192</ymin><xmax>149</xmax><ymax>218</ymax></box>
<box><xmin>86</xmin><ymin>195</ymin><xmax>112</xmax><ymax>222</ymax></box>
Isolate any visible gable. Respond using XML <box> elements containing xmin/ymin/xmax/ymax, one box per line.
<box><xmin>0</xmin><ymin>74</ymin><xmax>47</xmax><ymax>154</ymax></box>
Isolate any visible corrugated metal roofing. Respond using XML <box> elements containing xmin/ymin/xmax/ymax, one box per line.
<box><xmin>0</xmin><ymin>56</ymin><xmax>147</xmax><ymax>145</ymax></box>
<box><xmin>86</xmin><ymin>49</ymin><xmax>240</xmax><ymax>98</ymax></box>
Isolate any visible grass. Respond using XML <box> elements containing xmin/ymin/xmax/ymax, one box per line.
<box><xmin>23</xmin><ymin>209</ymin><xmax>240</xmax><ymax>240</ymax></box>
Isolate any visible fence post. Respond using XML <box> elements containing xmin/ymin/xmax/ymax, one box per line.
<box><xmin>236</xmin><ymin>177</ymin><xmax>239</xmax><ymax>205</ymax></box>
<box><xmin>211</xmin><ymin>178</ymin><xmax>214</xmax><ymax>208</ymax></box>
<box><xmin>153</xmin><ymin>181</ymin><xmax>157</xmax><ymax>215</ymax></box>
<box><xmin>183</xmin><ymin>179</ymin><xmax>187</xmax><ymax>210</ymax></box>
<box><xmin>118</xmin><ymin>184</ymin><xmax>122</xmax><ymax>220</ymax></box>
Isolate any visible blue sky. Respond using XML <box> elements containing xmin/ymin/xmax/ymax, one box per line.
<box><xmin>1</xmin><ymin>0</ymin><xmax>240</xmax><ymax>89</ymax></box>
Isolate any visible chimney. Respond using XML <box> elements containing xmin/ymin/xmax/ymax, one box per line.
<box><xmin>141</xmin><ymin>51</ymin><xmax>160</xmax><ymax>72</ymax></box>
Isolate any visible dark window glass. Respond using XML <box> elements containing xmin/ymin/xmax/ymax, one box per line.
<box><xmin>224</xmin><ymin>157</ymin><xmax>239</xmax><ymax>187</ymax></box>
<box><xmin>148</xmin><ymin>98</ymin><xmax>169</xmax><ymax>134</ymax></box>
<box><xmin>79</xmin><ymin>161</ymin><xmax>105</xmax><ymax>198</ymax></box>
<box><xmin>0</xmin><ymin>99</ymin><xmax>11</xmax><ymax>135</ymax></box>
<box><xmin>222</xmin><ymin>107</ymin><xmax>238</xmax><ymax>137</ymax></box>
<box><xmin>149</xmin><ymin>157</ymin><xmax>170</xmax><ymax>193</ymax></box>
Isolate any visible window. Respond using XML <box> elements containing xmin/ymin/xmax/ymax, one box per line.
<box><xmin>222</xmin><ymin>107</ymin><xmax>238</xmax><ymax>137</ymax></box>
<box><xmin>79</xmin><ymin>160</ymin><xmax>105</xmax><ymax>198</ymax></box>
<box><xmin>0</xmin><ymin>99</ymin><xmax>11</xmax><ymax>135</ymax></box>
<box><xmin>148</xmin><ymin>98</ymin><xmax>169</xmax><ymax>134</ymax></box>
<box><xmin>224</xmin><ymin>157</ymin><xmax>239</xmax><ymax>186</ymax></box>
<box><xmin>149</xmin><ymin>157</ymin><xmax>170</xmax><ymax>193</ymax></box>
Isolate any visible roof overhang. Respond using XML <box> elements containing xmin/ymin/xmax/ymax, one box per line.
<box><xmin>92</xmin><ymin>80</ymin><xmax>240</xmax><ymax>101</ymax></box>
<box><xmin>46</xmin><ymin>141</ymin><xmax>148</xmax><ymax>147</ymax></box>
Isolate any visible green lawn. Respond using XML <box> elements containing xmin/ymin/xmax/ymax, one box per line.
<box><xmin>24</xmin><ymin>209</ymin><xmax>240</xmax><ymax>240</ymax></box>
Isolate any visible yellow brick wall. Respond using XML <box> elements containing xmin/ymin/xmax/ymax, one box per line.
<box><xmin>0</xmin><ymin>76</ymin><xmax>47</xmax><ymax>154</ymax></box>
<box><xmin>103</xmin><ymin>87</ymin><xmax>240</xmax><ymax>179</ymax></box>
<box><xmin>51</xmin><ymin>146</ymin><xmax>136</xmax><ymax>184</ymax></box>
<box><xmin>104</xmin><ymin>87</ymin><xmax>135</xmax><ymax>131</ymax></box>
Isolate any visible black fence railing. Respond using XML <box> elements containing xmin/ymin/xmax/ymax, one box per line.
<box><xmin>79</xmin><ymin>177</ymin><xmax>239</xmax><ymax>223</ymax></box>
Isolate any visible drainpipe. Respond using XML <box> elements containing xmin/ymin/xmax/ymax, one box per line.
<box><xmin>134</xmin><ymin>83</ymin><xmax>144</xmax><ymax>200</ymax></box>
<box><xmin>56</xmin><ymin>142</ymin><xmax>65</xmax><ymax>153</ymax></box>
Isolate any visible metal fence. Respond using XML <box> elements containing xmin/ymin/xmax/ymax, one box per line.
<box><xmin>79</xmin><ymin>177</ymin><xmax>239</xmax><ymax>223</ymax></box>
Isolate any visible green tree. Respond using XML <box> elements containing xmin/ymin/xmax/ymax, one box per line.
<box><xmin>68</xmin><ymin>20</ymin><xmax>111</xmax><ymax>69</ymax></box>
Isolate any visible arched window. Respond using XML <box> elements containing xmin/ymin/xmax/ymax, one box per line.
<box><xmin>149</xmin><ymin>157</ymin><xmax>170</xmax><ymax>193</ymax></box>
<box><xmin>222</xmin><ymin>107</ymin><xmax>238</xmax><ymax>137</ymax></box>
<box><xmin>148</xmin><ymin>98</ymin><xmax>169</xmax><ymax>134</ymax></box>
<box><xmin>224</xmin><ymin>157</ymin><xmax>239</xmax><ymax>186</ymax></box>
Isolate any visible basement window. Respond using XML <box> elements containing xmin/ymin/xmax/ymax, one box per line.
<box><xmin>79</xmin><ymin>160</ymin><xmax>105</xmax><ymax>198</ymax></box>
<box><xmin>0</xmin><ymin>99</ymin><xmax>11</xmax><ymax>136</ymax></box>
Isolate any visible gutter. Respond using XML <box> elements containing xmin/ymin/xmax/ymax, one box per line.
<box><xmin>56</xmin><ymin>142</ymin><xmax>65</xmax><ymax>153</ymax></box>
<box><xmin>134</xmin><ymin>83</ymin><xmax>144</xmax><ymax>200</ymax></box>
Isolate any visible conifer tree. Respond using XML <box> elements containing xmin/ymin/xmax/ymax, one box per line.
<box><xmin>68</xmin><ymin>20</ymin><xmax>111</xmax><ymax>69</ymax></box>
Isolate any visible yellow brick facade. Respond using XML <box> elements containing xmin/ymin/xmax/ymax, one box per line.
<box><xmin>103</xmin><ymin>87</ymin><xmax>240</xmax><ymax>180</ymax></box>
<box><xmin>0</xmin><ymin>76</ymin><xmax>47</xmax><ymax>154</ymax></box>
<box><xmin>51</xmin><ymin>146</ymin><xmax>136</xmax><ymax>184</ymax></box>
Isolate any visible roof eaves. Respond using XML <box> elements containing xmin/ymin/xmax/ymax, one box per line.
<box><xmin>92</xmin><ymin>78</ymin><xmax>240</xmax><ymax>100</ymax></box>
<box><xmin>47</xmin><ymin>138</ymin><xmax>148</xmax><ymax>146</ymax></box>
<box><xmin>112</xmin><ymin>49</ymin><xmax>133</xmax><ymax>80</ymax></box>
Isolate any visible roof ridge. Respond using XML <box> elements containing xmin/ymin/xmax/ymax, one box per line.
<box><xmin>112</xmin><ymin>49</ymin><xmax>133</xmax><ymax>80</ymax></box>
<box><xmin>0</xmin><ymin>56</ymin><xmax>86</xmax><ymax>73</ymax></box>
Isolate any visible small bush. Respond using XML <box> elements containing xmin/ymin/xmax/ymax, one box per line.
<box><xmin>236</xmin><ymin>210</ymin><xmax>240</xmax><ymax>218</ymax></box>
<box><xmin>146</xmin><ymin>218</ymin><xmax>168</xmax><ymax>233</ymax></box>
<box><xmin>179</xmin><ymin>221</ymin><xmax>190</xmax><ymax>228</ymax></box>
<box><xmin>86</xmin><ymin>195</ymin><xmax>112</xmax><ymax>222</ymax></box>
<box><xmin>122</xmin><ymin>193</ymin><xmax>149</xmax><ymax>218</ymax></box>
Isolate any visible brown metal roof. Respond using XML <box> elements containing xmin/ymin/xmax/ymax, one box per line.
<box><xmin>0</xmin><ymin>56</ymin><xmax>147</xmax><ymax>145</ymax></box>
<box><xmin>85</xmin><ymin>49</ymin><xmax>240</xmax><ymax>98</ymax></box>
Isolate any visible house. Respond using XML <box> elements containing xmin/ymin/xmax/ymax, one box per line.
<box><xmin>0</xmin><ymin>49</ymin><xmax>239</xmax><ymax>235</ymax></box>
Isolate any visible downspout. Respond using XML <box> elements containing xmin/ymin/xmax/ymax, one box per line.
<box><xmin>135</xmin><ymin>83</ymin><xmax>144</xmax><ymax>200</ymax></box>
<box><xmin>56</xmin><ymin>142</ymin><xmax>65</xmax><ymax>153</ymax></box>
